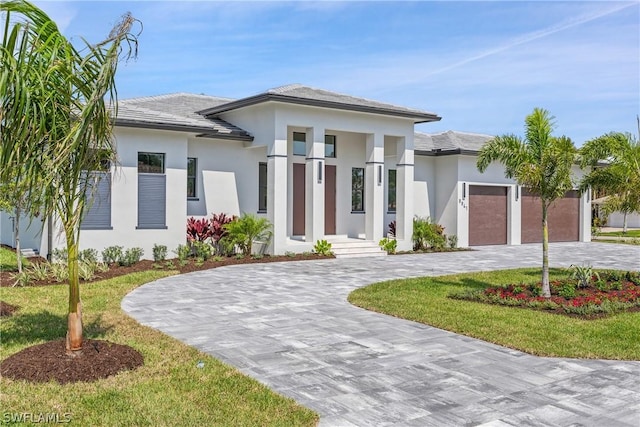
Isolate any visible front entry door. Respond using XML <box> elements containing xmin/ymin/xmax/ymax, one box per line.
<box><xmin>292</xmin><ymin>164</ymin><xmax>337</xmax><ymax>236</ymax></box>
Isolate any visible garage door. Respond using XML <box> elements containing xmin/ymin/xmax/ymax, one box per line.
<box><xmin>521</xmin><ymin>189</ymin><xmax>580</xmax><ymax>243</ymax></box>
<box><xmin>469</xmin><ymin>185</ymin><xmax>508</xmax><ymax>246</ymax></box>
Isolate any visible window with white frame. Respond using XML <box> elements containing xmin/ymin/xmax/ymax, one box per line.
<box><xmin>293</xmin><ymin>132</ymin><xmax>306</xmax><ymax>156</ymax></box>
<box><xmin>325</xmin><ymin>135</ymin><xmax>336</xmax><ymax>158</ymax></box>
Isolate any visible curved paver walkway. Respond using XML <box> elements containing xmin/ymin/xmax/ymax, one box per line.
<box><xmin>122</xmin><ymin>243</ymin><xmax>640</xmax><ymax>426</ymax></box>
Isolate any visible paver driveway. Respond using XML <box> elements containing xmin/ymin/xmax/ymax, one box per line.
<box><xmin>122</xmin><ymin>243</ymin><xmax>640</xmax><ymax>426</ymax></box>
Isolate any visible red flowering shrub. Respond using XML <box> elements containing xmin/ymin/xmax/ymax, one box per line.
<box><xmin>451</xmin><ymin>270</ymin><xmax>640</xmax><ymax>317</ymax></box>
<box><xmin>186</xmin><ymin>217</ymin><xmax>212</xmax><ymax>242</ymax></box>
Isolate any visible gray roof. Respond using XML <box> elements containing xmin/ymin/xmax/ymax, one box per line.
<box><xmin>198</xmin><ymin>84</ymin><xmax>441</xmax><ymax>123</ymax></box>
<box><xmin>115</xmin><ymin>93</ymin><xmax>253</xmax><ymax>140</ymax></box>
<box><xmin>415</xmin><ymin>130</ymin><xmax>494</xmax><ymax>155</ymax></box>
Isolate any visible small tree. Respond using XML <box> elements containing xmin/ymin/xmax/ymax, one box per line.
<box><xmin>579</xmin><ymin>131</ymin><xmax>640</xmax><ymax>234</ymax></box>
<box><xmin>224</xmin><ymin>213</ymin><xmax>272</xmax><ymax>256</ymax></box>
<box><xmin>0</xmin><ymin>178</ymin><xmax>40</xmax><ymax>273</ymax></box>
<box><xmin>1</xmin><ymin>0</ymin><xmax>139</xmax><ymax>352</ymax></box>
<box><xmin>477</xmin><ymin>108</ymin><xmax>577</xmax><ymax>297</ymax></box>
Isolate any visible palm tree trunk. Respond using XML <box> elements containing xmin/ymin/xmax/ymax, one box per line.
<box><xmin>65</xmin><ymin>225</ymin><xmax>83</xmax><ymax>353</ymax></box>
<box><xmin>14</xmin><ymin>205</ymin><xmax>22</xmax><ymax>274</ymax></box>
<box><xmin>541</xmin><ymin>203</ymin><xmax>551</xmax><ymax>298</ymax></box>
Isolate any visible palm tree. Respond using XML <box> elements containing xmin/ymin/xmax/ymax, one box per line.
<box><xmin>1</xmin><ymin>0</ymin><xmax>139</xmax><ymax>353</ymax></box>
<box><xmin>579</xmin><ymin>131</ymin><xmax>640</xmax><ymax>234</ymax></box>
<box><xmin>477</xmin><ymin>108</ymin><xmax>577</xmax><ymax>297</ymax></box>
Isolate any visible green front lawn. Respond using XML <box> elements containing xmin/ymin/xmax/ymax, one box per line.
<box><xmin>0</xmin><ymin>271</ymin><xmax>318</xmax><ymax>426</ymax></box>
<box><xmin>598</xmin><ymin>229</ymin><xmax>640</xmax><ymax>238</ymax></box>
<box><xmin>595</xmin><ymin>239</ymin><xmax>640</xmax><ymax>246</ymax></box>
<box><xmin>348</xmin><ymin>268</ymin><xmax>640</xmax><ymax>360</ymax></box>
<box><xmin>0</xmin><ymin>246</ymin><xmax>28</xmax><ymax>272</ymax></box>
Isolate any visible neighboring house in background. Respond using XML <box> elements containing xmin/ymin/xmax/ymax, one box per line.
<box><xmin>0</xmin><ymin>84</ymin><xmax>592</xmax><ymax>259</ymax></box>
<box><xmin>606</xmin><ymin>212</ymin><xmax>640</xmax><ymax>228</ymax></box>
<box><xmin>592</xmin><ymin>197</ymin><xmax>640</xmax><ymax>229</ymax></box>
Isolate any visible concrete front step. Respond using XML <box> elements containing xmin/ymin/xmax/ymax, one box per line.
<box><xmin>20</xmin><ymin>248</ymin><xmax>39</xmax><ymax>258</ymax></box>
<box><xmin>329</xmin><ymin>240</ymin><xmax>386</xmax><ymax>258</ymax></box>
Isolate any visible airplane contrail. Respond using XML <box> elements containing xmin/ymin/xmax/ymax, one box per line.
<box><xmin>423</xmin><ymin>2</ymin><xmax>637</xmax><ymax>77</ymax></box>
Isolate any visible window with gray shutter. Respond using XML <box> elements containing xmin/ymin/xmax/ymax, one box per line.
<box><xmin>137</xmin><ymin>174</ymin><xmax>167</xmax><ymax>229</ymax></box>
<box><xmin>81</xmin><ymin>172</ymin><xmax>112</xmax><ymax>229</ymax></box>
<box><xmin>137</xmin><ymin>152</ymin><xmax>167</xmax><ymax>229</ymax></box>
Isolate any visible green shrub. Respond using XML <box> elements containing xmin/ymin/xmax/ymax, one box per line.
<box><xmin>79</xmin><ymin>261</ymin><xmax>98</xmax><ymax>281</ymax></box>
<box><xmin>102</xmin><ymin>246</ymin><xmax>123</xmax><ymax>264</ymax></box>
<box><xmin>313</xmin><ymin>239</ymin><xmax>333</xmax><ymax>256</ymax></box>
<box><xmin>378</xmin><ymin>237</ymin><xmax>397</xmax><ymax>255</ymax></box>
<box><xmin>119</xmin><ymin>247</ymin><xmax>144</xmax><ymax>267</ymax></box>
<box><xmin>627</xmin><ymin>271</ymin><xmax>640</xmax><ymax>286</ymax></box>
<box><xmin>152</xmin><ymin>244</ymin><xmax>168</xmax><ymax>262</ymax></box>
<box><xmin>79</xmin><ymin>248</ymin><xmax>98</xmax><ymax>263</ymax></box>
<box><xmin>602</xmin><ymin>270</ymin><xmax>624</xmax><ymax>281</ymax></box>
<box><xmin>557</xmin><ymin>282</ymin><xmax>576</xmax><ymax>299</ymax></box>
<box><xmin>10</xmin><ymin>270</ymin><xmax>33</xmax><ymax>287</ymax></box>
<box><xmin>174</xmin><ymin>244</ymin><xmax>190</xmax><ymax>262</ymax></box>
<box><xmin>50</xmin><ymin>262</ymin><xmax>69</xmax><ymax>282</ymax></box>
<box><xmin>447</xmin><ymin>234</ymin><xmax>458</xmax><ymax>249</ymax></box>
<box><xmin>284</xmin><ymin>251</ymin><xmax>296</xmax><ymax>258</ymax></box>
<box><xmin>191</xmin><ymin>241</ymin><xmax>213</xmax><ymax>261</ymax></box>
<box><xmin>28</xmin><ymin>262</ymin><xmax>50</xmax><ymax>281</ymax></box>
<box><xmin>51</xmin><ymin>248</ymin><xmax>67</xmax><ymax>263</ymax></box>
<box><xmin>96</xmin><ymin>261</ymin><xmax>109</xmax><ymax>273</ymax></box>
<box><xmin>412</xmin><ymin>216</ymin><xmax>446</xmax><ymax>251</ymax></box>
<box><xmin>568</xmin><ymin>264</ymin><xmax>598</xmax><ymax>288</ymax></box>
<box><xmin>224</xmin><ymin>213</ymin><xmax>272</xmax><ymax>256</ymax></box>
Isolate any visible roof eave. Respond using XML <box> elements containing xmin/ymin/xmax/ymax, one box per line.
<box><xmin>199</xmin><ymin>93</ymin><xmax>442</xmax><ymax>122</ymax></box>
<box><xmin>415</xmin><ymin>148</ymin><xmax>479</xmax><ymax>156</ymax></box>
<box><xmin>114</xmin><ymin>119</ymin><xmax>254</xmax><ymax>141</ymax></box>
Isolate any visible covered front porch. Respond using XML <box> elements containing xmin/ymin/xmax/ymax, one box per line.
<box><xmin>265</xmin><ymin>121</ymin><xmax>415</xmax><ymax>255</ymax></box>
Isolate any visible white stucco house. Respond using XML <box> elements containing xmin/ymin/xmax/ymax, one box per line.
<box><xmin>0</xmin><ymin>84</ymin><xmax>591</xmax><ymax>259</ymax></box>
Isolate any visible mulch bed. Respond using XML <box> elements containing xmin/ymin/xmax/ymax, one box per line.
<box><xmin>0</xmin><ymin>339</ymin><xmax>143</xmax><ymax>384</ymax></box>
<box><xmin>1</xmin><ymin>252</ymin><xmax>330</xmax><ymax>383</ymax></box>
<box><xmin>0</xmin><ymin>253</ymin><xmax>332</xmax><ymax>288</ymax></box>
<box><xmin>0</xmin><ymin>301</ymin><xmax>19</xmax><ymax>317</ymax></box>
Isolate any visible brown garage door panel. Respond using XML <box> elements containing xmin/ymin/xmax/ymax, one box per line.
<box><xmin>521</xmin><ymin>190</ymin><xmax>579</xmax><ymax>243</ymax></box>
<box><xmin>469</xmin><ymin>186</ymin><xmax>508</xmax><ymax>246</ymax></box>
<box><xmin>549</xmin><ymin>191</ymin><xmax>580</xmax><ymax>242</ymax></box>
<box><xmin>521</xmin><ymin>190</ymin><xmax>542</xmax><ymax>243</ymax></box>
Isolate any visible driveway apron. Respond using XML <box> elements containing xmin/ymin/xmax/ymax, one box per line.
<box><xmin>122</xmin><ymin>243</ymin><xmax>640</xmax><ymax>426</ymax></box>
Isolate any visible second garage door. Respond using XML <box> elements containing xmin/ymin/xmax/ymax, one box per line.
<box><xmin>469</xmin><ymin>185</ymin><xmax>508</xmax><ymax>246</ymax></box>
<box><xmin>521</xmin><ymin>189</ymin><xmax>580</xmax><ymax>243</ymax></box>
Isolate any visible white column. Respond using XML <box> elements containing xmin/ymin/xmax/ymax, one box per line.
<box><xmin>365</xmin><ymin>133</ymin><xmax>385</xmax><ymax>241</ymax></box>
<box><xmin>305</xmin><ymin>127</ymin><xmax>325</xmax><ymax>243</ymax></box>
<box><xmin>395</xmin><ymin>136</ymin><xmax>414</xmax><ymax>251</ymax></box>
<box><xmin>267</xmin><ymin>127</ymin><xmax>288</xmax><ymax>254</ymax></box>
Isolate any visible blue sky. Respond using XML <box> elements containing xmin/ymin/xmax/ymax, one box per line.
<box><xmin>35</xmin><ymin>1</ymin><xmax>639</xmax><ymax>146</ymax></box>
